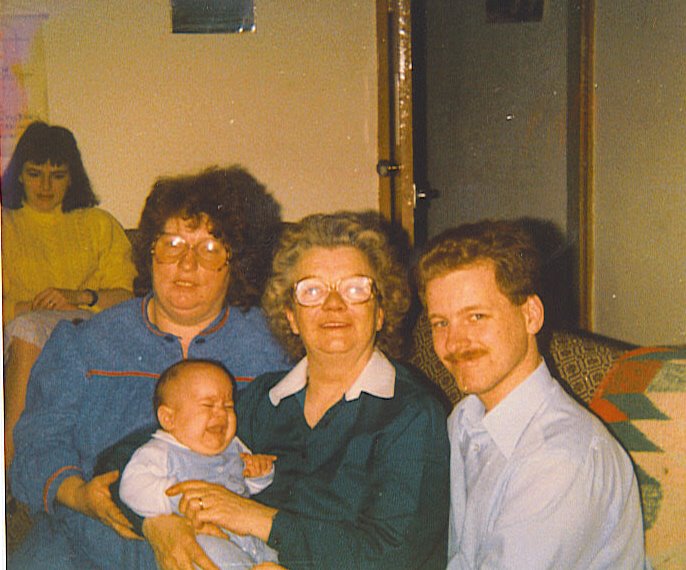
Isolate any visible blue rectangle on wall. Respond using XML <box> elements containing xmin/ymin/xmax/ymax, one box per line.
<box><xmin>171</xmin><ymin>0</ymin><xmax>254</xmax><ymax>34</ymax></box>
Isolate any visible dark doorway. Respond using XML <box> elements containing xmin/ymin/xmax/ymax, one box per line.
<box><xmin>410</xmin><ymin>1</ymin><xmax>581</xmax><ymax>329</ymax></box>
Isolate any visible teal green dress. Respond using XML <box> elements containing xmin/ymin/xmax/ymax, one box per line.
<box><xmin>236</xmin><ymin>353</ymin><xmax>450</xmax><ymax>570</ymax></box>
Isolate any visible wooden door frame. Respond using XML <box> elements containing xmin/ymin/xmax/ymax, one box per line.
<box><xmin>578</xmin><ymin>0</ymin><xmax>596</xmax><ymax>329</ymax></box>
<box><xmin>376</xmin><ymin>0</ymin><xmax>415</xmax><ymax>245</ymax></box>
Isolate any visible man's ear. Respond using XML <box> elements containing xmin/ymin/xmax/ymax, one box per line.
<box><xmin>157</xmin><ymin>405</ymin><xmax>175</xmax><ymax>431</ymax></box>
<box><xmin>285</xmin><ymin>308</ymin><xmax>300</xmax><ymax>335</ymax></box>
<box><xmin>523</xmin><ymin>294</ymin><xmax>544</xmax><ymax>335</ymax></box>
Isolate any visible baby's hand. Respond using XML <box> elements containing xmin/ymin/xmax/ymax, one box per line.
<box><xmin>240</xmin><ymin>453</ymin><xmax>277</xmax><ymax>478</ymax></box>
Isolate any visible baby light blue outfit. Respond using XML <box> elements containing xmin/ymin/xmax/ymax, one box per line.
<box><xmin>120</xmin><ymin>430</ymin><xmax>279</xmax><ymax>570</ymax></box>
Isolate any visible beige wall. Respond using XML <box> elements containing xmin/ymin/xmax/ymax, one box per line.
<box><xmin>594</xmin><ymin>2</ymin><xmax>686</xmax><ymax>345</ymax></box>
<box><xmin>3</xmin><ymin>0</ymin><xmax>379</xmax><ymax>228</ymax></box>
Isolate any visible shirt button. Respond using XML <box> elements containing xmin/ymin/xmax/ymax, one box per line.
<box><xmin>164</xmin><ymin>336</ymin><xmax>174</xmax><ymax>342</ymax></box>
<box><xmin>196</xmin><ymin>337</ymin><xmax>206</xmax><ymax>345</ymax></box>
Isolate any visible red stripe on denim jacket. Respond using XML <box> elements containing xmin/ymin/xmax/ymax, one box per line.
<box><xmin>86</xmin><ymin>370</ymin><xmax>160</xmax><ymax>379</ymax></box>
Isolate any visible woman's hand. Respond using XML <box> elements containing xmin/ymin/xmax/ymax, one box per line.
<box><xmin>167</xmin><ymin>480</ymin><xmax>278</xmax><ymax>542</ymax></box>
<box><xmin>56</xmin><ymin>472</ymin><xmax>140</xmax><ymax>540</ymax></box>
<box><xmin>32</xmin><ymin>287</ymin><xmax>81</xmax><ymax>311</ymax></box>
<box><xmin>142</xmin><ymin>514</ymin><xmax>220</xmax><ymax>570</ymax></box>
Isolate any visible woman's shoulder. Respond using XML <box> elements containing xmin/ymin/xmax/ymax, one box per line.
<box><xmin>237</xmin><ymin>369</ymin><xmax>290</xmax><ymax>403</ymax></box>
<box><xmin>1</xmin><ymin>205</ymin><xmax>47</xmax><ymax>228</ymax></box>
<box><xmin>73</xmin><ymin>297</ymin><xmax>143</xmax><ymax>332</ymax></box>
<box><xmin>225</xmin><ymin>306</ymin><xmax>290</xmax><ymax>366</ymax></box>
<box><xmin>390</xmin><ymin>360</ymin><xmax>452</xmax><ymax>415</ymax></box>
<box><xmin>354</xmin><ymin>360</ymin><xmax>449</xmax><ymax>453</ymax></box>
<box><xmin>69</xmin><ymin>206</ymin><xmax>124</xmax><ymax>228</ymax></box>
<box><xmin>228</xmin><ymin>305</ymin><xmax>270</xmax><ymax>327</ymax></box>
<box><xmin>38</xmin><ymin>298</ymin><xmax>143</xmax><ymax>358</ymax></box>
<box><xmin>248</xmin><ymin>369</ymin><xmax>291</xmax><ymax>391</ymax></box>
<box><xmin>1</xmin><ymin>208</ymin><xmax>17</xmax><ymax>233</ymax></box>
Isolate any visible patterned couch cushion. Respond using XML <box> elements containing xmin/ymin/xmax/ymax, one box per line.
<box><xmin>589</xmin><ymin>347</ymin><xmax>686</xmax><ymax>569</ymax></box>
<box><xmin>544</xmin><ymin>329</ymin><xmax>635</xmax><ymax>403</ymax></box>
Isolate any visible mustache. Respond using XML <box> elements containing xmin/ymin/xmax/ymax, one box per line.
<box><xmin>443</xmin><ymin>348</ymin><xmax>489</xmax><ymax>365</ymax></box>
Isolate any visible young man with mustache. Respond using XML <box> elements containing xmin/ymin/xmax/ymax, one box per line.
<box><xmin>417</xmin><ymin>220</ymin><xmax>647</xmax><ymax>569</ymax></box>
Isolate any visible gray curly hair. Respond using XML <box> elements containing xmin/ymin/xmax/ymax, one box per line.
<box><xmin>262</xmin><ymin>211</ymin><xmax>411</xmax><ymax>360</ymax></box>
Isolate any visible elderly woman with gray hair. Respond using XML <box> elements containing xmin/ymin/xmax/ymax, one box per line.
<box><xmin>168</xmin><ymin>211</ymin><xmax>449</xmax><ymax>570</ymax></box>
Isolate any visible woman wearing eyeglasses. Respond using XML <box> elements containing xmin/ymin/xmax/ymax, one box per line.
<box><xmin>9</xmin><ymin>166</ymin><xmax>290</xmax><ymax>570</ymax></box>
<box><xmin>166</xmin><ymin>212</ymin><xmax>451</xmax><ymax>570</ymax></box>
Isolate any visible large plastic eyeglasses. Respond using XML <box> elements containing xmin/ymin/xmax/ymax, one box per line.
<box><xmin>292</xmin><ymin>275</ymin><xmax>377</xmax><ymax>307</ymax></box>
<box><xmin>152</xmin><ymin>234</ymin><xmax>230</xmax><ymax>270</ymax></box>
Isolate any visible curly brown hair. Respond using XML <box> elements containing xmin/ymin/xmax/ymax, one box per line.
<box><xmin>133</xmin><ymin>166</ymin><xmax>281</xmax><ymax>309</ymax></box>
<box><xmin>262</xmin><ymin>211</ymin><xmax>411</xmax><ymax>360</ymax></box>
<box><xmin>416</xmin><ymin>219</ymin><xmax>541</xmax><ymax>306</ymax></box>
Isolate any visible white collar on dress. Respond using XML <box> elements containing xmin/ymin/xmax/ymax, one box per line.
<box><xmin>268</xmin><ymin>349</ymin><xmax>396</xmax><ymax>406</ymax></box>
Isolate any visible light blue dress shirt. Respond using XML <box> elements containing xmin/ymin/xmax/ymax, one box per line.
<box><xmin>447</xmin><ymin>361</ymin><xmax>647</xmax><ymax>569</ymax></box>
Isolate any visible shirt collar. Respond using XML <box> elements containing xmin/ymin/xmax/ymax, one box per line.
<box><xmin>268</xmin><ymin>349</ymin><xmax>395</xmax><ymax>406</ymax></box>
<box><xmin>482</xmin><ymin>360</ymin><xmax>552</xmax><ymax>458</ymax></box>
<box><xmin>142</xmin><ymin>293</ymin><xmax>230</xmax><ymax>338</ymax></box>
<box><xmin>153</xmin><ymin>428</ymin><xmax>189</xmax><ymax>449</ymax></box>
<box><xmin>454</xmin><ymin>360</ymin><xmax>552</xmax><ymax>458</ymax></box>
